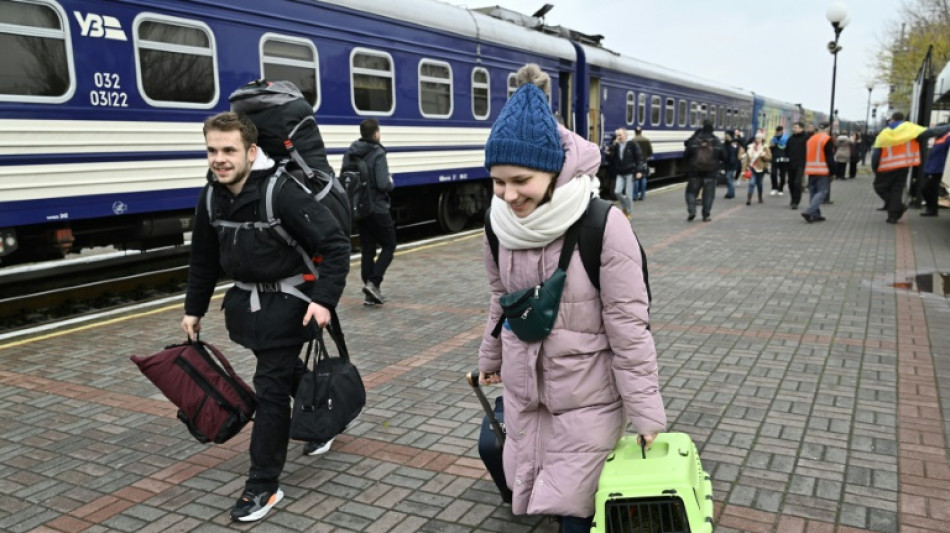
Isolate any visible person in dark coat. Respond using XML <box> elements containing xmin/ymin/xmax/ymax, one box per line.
<box><xmin>769</xmin><ymin>126</ymin><xmax>789</xmax><ymax>195</ymax></box>
<box><xmin>684</xmin><ymin>120</ymin><xmax>725</xmax><ymax>221</ymax></box>
<box><xmin>785</xmin><ymin>122</ymin><xmax>808</xmax><ymax>209</ymax></box>
<box><xmin>182</xmin><ymin>112</ymin><xmax>350</xmax><ymax>523</ymax></box>
<box><xmin>920</xmin><ymin>125</ymin><xmax>950</xmax><ymax>216</ymax></box>
<box><xmin>342</xmin><ymin>118</ymin><xmax>396</xmax><ymax>305</ymax></box>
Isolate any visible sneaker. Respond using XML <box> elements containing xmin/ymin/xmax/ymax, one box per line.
<box><xmin>920</xmin><ymin>211</ymin><xmax>938</xmax><ymax>217</ymax></box>
<box><xmin>362</xmin><ymin>282</ymin><xmax>384</xmax><ymax>304</ymax></box>
<box><xmin>777</xmin><ymin>191</ymin><xmax>784</xmax><ymax>196</ymax></box>
<box><xmin>790</xmin><ymin>204</ymin><xmax>798</xmax><ymax>210</ymax></box>
<box><xmin>770</xmin><ymin>190</ymin><xmax>778</xmax><ymax>196</ymax></box>
<box><xmin>702</xmin><ymin>216</ymin><xmax>711</xmax><ymax>222</ymax></box>
<box><xmin>801</xmin><ymin>213</ymin><xmax>813</xmax><ymax>223</ymax></box>
<box><xmin>687</xmin><ymin>214</ymin><xmax>696</xmax><ymax>222</ymax></box>
<box><xmin>231</xmin><ymin>488</ymin><xmax>283</xmax><ymax>522</ymax></box>
<box><xmin>363</xmin><ymin>294</ymin><xmax>376</xmax><ymax>307</ymax></box>
<box><xmin>304</xmin><ymin>437</ymin><xmax>335</xmax><ymax>456</ymax></box>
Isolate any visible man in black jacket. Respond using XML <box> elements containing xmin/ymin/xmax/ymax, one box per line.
<box><xmin>684</xmin><ymin>120</ymin><xmax>725</xmax><ymax>221</ymax></box>
<box><xmin>182</xmin><ymin>112</ymin><xmax>350</xmax><ymax>522</ymax></box>
<box><xmin>610</xmin><ymin>128</ymin><xmax>644</xmax><ymax>215</ymax></box>
<box><xmin>785</xmin><ymin>122</ymin><xmax>808</xmax><ymax>209</ymax></box>
<box><xmin>343</xmin><ymin>118</ymin><xmax>396</xmax><ymax>305</ymax></box>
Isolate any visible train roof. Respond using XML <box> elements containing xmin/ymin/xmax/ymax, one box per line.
<box><xmin>321</xmin><ymin>0</ymin><xmax>751</xmax><ymax>100</ymax></box>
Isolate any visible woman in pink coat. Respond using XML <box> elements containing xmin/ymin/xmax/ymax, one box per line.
<box><xmin>478</xmin><ymin>68</ymin><xmax>667</xmax><ymax>532</ymax></box>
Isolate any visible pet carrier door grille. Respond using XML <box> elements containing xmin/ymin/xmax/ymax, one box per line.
<box><xmin>604</xmin><ymin>496</ymin><xmax>690</xmax><ymax>533</ymax></box>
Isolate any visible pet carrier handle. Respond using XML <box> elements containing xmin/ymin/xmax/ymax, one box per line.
<box><xmin>467</xmin><ymin>370</ymin><xmax>506</xmax><ymax>447</ymax></box>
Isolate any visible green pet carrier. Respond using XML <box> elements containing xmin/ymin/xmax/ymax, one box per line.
<box><xmin>592</xmin><ymin>433</ymin><xmax>713</xmax><ymax>533</ymax></box>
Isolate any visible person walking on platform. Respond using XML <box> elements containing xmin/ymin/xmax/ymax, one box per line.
<box><xmin>684</xmin><ymin>120</ymin><xmax>724</xmax><ymax>221</ymax></box>
<box><xmin>801</xmin><ymin>122</ymin><xmax>835</xmax><ymax>222</ymax></box>
<box><xmin>343</xmin><ymin>118</ymin><xmax>396</xmax><ymax>305</ymax></box>
<box><xmin>632</xmin><ymin>126</ymin><xmax>653</xmax><ymax>201</ymax></box>
<box><xmin>871</xmin><ymin>112</ymin><xmax>950</xmax><ymax>223</ymax></box>
<box><xmin>743</xmin><ymin>132</ymin><xmax>771</xmax><ymax>205</ymax></box>
<box><xmin>182</xmin><ymin>112</ymin><xmax>350</xmax><ymax>522</ymax></box>
<box><xmin>848</xmin><ymin>133</ymin><xmax>861</xmax><ymax>178</ymax></box>
<box><xmin>478</xmin><ymin>74</ymin><xmax>666</xmax><ymax>533</ymax></box>
<box><xmin>920</xmin><ymin>125</ymin><xmax>950</xmax><ymax>216</ymax></box>
<box><xmin>611</xmin><ymin>127</ymin><xmax>643</xmax><ymax>216</ymax></box>
<box><xmin>769</xmin><ymin>126</ymin><xmax>789</xmax><ymax>196</ymax></box>
<box><xmin>786</xmin><ymin>122</ymin><xmax>808</xmax><ymax>209</ymax></box>
<box><xmin>833</xmin><ymin>132</ymin><xmax>851</xmax><ymax>180</ymax></box>
<box><xmin>722</xmin><ymin>130</ymin><xmax>743</xmax><ymax>199</ymax></box>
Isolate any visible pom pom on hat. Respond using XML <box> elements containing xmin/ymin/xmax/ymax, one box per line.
<box><xmin>484</xmin><ymin>84</ymin><xmax>564</xmax><ymax>173</ymax></box>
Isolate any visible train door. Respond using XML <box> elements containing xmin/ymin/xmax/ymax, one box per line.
<box><xmin>559</xmin><ymin>71</ymin><xmax>573</xmax><ymax>130</ymax></box>
<box><xmin>589</xmin><ymin>77</ymin><xmax>602</xmax><ymax>144</ymax></box>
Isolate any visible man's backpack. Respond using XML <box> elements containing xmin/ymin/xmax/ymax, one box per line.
<box><xmin>341</xmin><ymin>153</ymin><xmax>374</xmax><ymax>223</ymax></box>
<box><xmin>229</xmin><ymin>79</ymin><xmax>351</xmax><ymax>235</ymax></box>
<box><xmin>692</xmin><ymin>137</ymin><xmax>717</xmax><ymax>174</ymax></box>
<box><xmin>484</xmin><ymin>198</ymin><xmax>652</xmax><ymax>308</ymax></box>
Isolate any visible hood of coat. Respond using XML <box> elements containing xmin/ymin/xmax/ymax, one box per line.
<box><xmin>348</xmin><ymin>138</ymin><xmax>385</xmax><ymax>159</ymax></box>
<box><xmin>553</xmin><ymin>124</ymin><xmax>601</xmax><ymax>188</ymax></box>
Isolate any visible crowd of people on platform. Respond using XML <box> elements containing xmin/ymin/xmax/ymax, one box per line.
<box><xmin>597</xmin><ymin>112</ymin><xmax>950</xmax><ymax>223</ymax></box>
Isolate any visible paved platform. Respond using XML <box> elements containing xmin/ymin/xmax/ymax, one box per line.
<box><xmin>1</xmin><ymin>172</ymin><xmax>948</xmax><ymax>533</ymax></box>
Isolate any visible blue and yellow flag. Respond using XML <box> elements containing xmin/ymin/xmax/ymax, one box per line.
<box><xmin>873</xmin><ymin>122</ymin><xmax>926</xmax><ymax>148</ymax></box>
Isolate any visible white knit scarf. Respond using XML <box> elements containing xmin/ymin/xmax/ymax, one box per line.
<box><xmin>489</xmin><ymin>175</ymin><xmax>596</xmax><ymax>250</ymax></box>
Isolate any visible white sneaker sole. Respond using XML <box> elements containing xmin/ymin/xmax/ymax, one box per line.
<box><xmin>236</xmin><ymin>488</ymin><xmax>283</xmax><ymax>522</ymax></box>
<box><xmin>305</xmin><ymin>437</ymin><xmax>335</xmax><ymax>456</ymax></box>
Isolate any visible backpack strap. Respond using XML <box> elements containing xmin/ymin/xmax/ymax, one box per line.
<box><xmin>285</xmin><ymin>115</ymin><xmax>317</xmax><ymax>179</ymax></box>
<box><xmin>262</xmin><ymin>167</ymin><xmax>319</xmax><ymax>279</ymax></box>
<box><xmin>485</xmin><ymin>208</ymin><xmax>499</xmax><ymax>267</ymax></box>
<box><xmin>578</xmin><ymin>198</ymin><xmax>611</xmax><ymax>291</ymax></box>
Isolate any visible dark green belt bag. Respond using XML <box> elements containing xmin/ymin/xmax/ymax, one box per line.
<box><xmin>490</xmin><ymin>217</ymin><xmax>582</xmax><ymax>343</ymax></box>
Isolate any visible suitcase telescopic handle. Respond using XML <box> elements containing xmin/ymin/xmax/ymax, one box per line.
<box><xmin>467</xmin><ymin>370</ymin><xmax>506</xmax><ymax>447</ymax></box>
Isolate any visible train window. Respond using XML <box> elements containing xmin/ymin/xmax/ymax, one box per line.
<box><xmin>472</xmin><ymin>67</ymin><xmax>489</xmax><ymax>120</ymax></box>
<box><xmin>507</xmin><ymin>73</ymin><xmax>518</xmax><ymax>99</ymax></box>
<box><xmin>638</xmin><ymin>93</ymin><xmax>647</xmax><ymax>126</ymax></box>
<box><xmin>419</xmin><ymin>59</ymin><xmax>452</xmax><ymax>118</ymax></box>
<box><xmin>351</xmin><ymin>48</ymin><xmax>394</xmax><ymax>115</ymax></box>
<box><xmin>625</xmin><ymin>91</ymin><xmax>635</xmax><ymax>125</ymax></box>
<box><xmin>718</xmin><ymin>106</ymin><xmax>724</xmax><ymax>128</ymax></box>
<box><xmin>665</xmin><ymin>98</ymin><xmax>674</xmax><ymax>126</ymax></box>
<box><xmin>709</xmin><ymin>105</ymin><xmax>716</xmax><ymax>127</ymax></box>
<box><xmin>689</xmin><ymin>102</ymin><xmax>698</xmax><ymax>127</ymax></box>
<box><xmin>260</xmin><ymin>34</ymin><xmax>319</xmax><ymax>108</ymax></box>
<box><xmin>134</xmin><ymin>15</ymin><xmax>217</xmax><ymax>107</ymax></box>
<box><xmin>678</xmin><ymin>100</ymin><xmax>687</xmax><ymax>127</ymax></box>
<box><xmin>650</xmin><ymin>95</ymin><xmax>660</xmax><ymax>126</ymax></box>
<box><xmin>0</xmin><ymin>0</ymin><xmax>75</xmax><ymax>103</ymax></box>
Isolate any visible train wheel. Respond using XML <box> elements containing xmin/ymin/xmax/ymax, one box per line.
<box><xmin>436</xmin><ymin>187</ymin><xmax>470</xmax><ymax>233</ymax></box>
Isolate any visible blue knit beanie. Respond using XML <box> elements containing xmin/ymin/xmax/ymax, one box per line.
<box><xmin>484</xmin><ymin>84</ymin><xmax>564</xmax><ymax>172</ymax></box>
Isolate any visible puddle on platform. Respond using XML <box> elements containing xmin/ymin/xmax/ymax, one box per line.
<box><xmin>891</xmin><ymin>272</ymin><xmax>950</xmax><ymax>296</ymax></box>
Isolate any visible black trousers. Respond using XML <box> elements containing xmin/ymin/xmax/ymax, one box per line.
<box><xmin>788</xmin><ymin>164</ymin><xmax>804</xmax><ymax>206</ymax></box>
<box><xmin>685</xmin><ymin>176</ymin><xmax>715</xmax><ymax>217</ymax></box>
<box><xmin>873</xmin><ymin>168</ymin><xmax>909</xmax><ymax>220</ymax></box>
<box><xmin>358</xmin><ymin>211</ymin><xmax>397</xmax><ymax>286</ymax></box>
<box><xmin>921</xmin><ymin>172</ymin><xmax>941</xmax><ymax>213</ymax></box>
<box><xmin>848</xmin><ymin>160</ymin><xmax>858</xmax><ymax>178</ymax></box>
<box><xmin>247</xmin><ymin>345</ymin><xmax>307</xmax><ymax>492</ymax></box>
<box><xmin>770</xmin><ymin>161</ymin><xmax>788</xmax><ymax>191</ymax></box>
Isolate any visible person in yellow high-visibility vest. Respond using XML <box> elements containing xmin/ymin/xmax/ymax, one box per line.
<box><xmin>871</xmin><ymin>112</ymin><xmax>950</xmax><ymax>223</ymax></box>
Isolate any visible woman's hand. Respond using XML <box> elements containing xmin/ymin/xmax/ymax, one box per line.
<box><xmin>637</xmin><ymin>433</ymin><xmax>658</xmax><ymax>450</ymax></box>
<box><xmin>479</xmin><ymin>371</ymin><xmax>502</xmax><ymax>385</ymax></box>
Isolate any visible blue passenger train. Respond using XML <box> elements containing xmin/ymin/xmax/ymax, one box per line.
<box><xmin>0</xmin><ymin>0</ymin><xmax>820</xmax><ymax>263</ymax></box>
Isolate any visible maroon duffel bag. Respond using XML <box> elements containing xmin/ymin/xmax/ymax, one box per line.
<box><xmin>131</xmin><ymin>339</ymin><xmax>256</xmax><ymax>444</ymax></box>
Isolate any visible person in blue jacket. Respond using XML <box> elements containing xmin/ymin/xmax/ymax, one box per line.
<box><xmin>920</xmin><ymin>124</ymin><xmax>950</xmax><ymax>216</ymax></box>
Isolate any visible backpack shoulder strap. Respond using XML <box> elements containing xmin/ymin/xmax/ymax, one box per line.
<box><xmin>484</xmin><ymin>208</ymin><xmax>499</xmax><ymax>267</ymax></box>
<box><xmin>262</xmin><ymin>167</ymin><xmax>320</xmax><ymax>278</ymax></box>
<box><xmin>578</xmin><ymin>198</ymin><xmax>611</xmax><ymax>291</ymax></box>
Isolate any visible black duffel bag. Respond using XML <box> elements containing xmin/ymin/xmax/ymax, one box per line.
<box><xmin>290</xmin><ymin>313</ymin><xmax>365</xmax><ymax>443</ymax></box>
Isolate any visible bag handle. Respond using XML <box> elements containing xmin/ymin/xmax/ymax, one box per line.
<box><xmin>302</xmin><ymin>309</ymin><xmax>350</xmax><ymax>369</ymax></box>
<box><xmin>190</xmin><ymin>338</ymin><xmax>244</xmax><ymax>383</ymax></box>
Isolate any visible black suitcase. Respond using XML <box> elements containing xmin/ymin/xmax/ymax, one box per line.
<box><xmin>466</xmin><ymin>370</ymin><xmax>512</xmax><ymax>503</ymax></box>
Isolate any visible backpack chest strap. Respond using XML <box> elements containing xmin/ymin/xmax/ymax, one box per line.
<box><xmin>233</xmin><ymin>273</ymin><xmax>313</xmax><ymax>312</ymax></box>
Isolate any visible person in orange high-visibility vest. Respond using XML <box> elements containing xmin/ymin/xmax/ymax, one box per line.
<box><xmin>801</xmin><ymin>122</ymin><xmax>835</xmax><ymax>222</ymax></box>
<box><xmin>871</xmin><ymin>112</ymin><xmax>950</xmax><ymax>223</ymax></box>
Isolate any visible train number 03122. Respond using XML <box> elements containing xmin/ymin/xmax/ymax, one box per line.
<box><xmin>90</xmin><ymin>90</ymin><xmax>128</xmax><ymax>107</ymax></box>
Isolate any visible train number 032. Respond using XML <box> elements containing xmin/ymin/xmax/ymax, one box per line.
<box><xmin>90</xmin><ymin>72</ymin><xmax>128</xmax><ymax>107</ymax></box>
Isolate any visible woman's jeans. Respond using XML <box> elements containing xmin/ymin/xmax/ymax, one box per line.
<box><xmin>724</xmin><ymin>169</ymin><xmax>736</xmax><ymax>197</ymax></box>
<box><xmin>748</xmin><ymin>171</ymin><xmax>765</xmax><ymax>197</ymax></box>
<box><xmin>614</xmin><ymin>173</ymin><xmax>633</xmax><ymax>212</ymax></box>
<box><xmin>560</xmin><ymin>515</ymin><xmax>594</xmax><ymax>533</ymax></box>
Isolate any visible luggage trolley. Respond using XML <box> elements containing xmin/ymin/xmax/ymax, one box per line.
<box><xmin>592</xmin><ymin>433</ymin><xmax>713</xmax><ymax>533</ymax></box>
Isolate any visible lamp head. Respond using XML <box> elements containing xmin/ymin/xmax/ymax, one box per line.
<box><xmin>826</xmin><ymin>2</ymin><xmax>848</xmax><ymax>26</ymax></box>
<box><xmin>866</xmin><ymin>80</ymin><xmax>875</xmax><ymax>91</ymax></box>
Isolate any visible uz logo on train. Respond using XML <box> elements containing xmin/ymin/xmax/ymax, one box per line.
<box><xmin>75</xmin><ymin>12</ymin><xmax>129</xmax><ymax>107</ymax></box>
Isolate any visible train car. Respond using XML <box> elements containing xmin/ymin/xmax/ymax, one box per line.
<box><xmin>0</xmin><ymin>0</ymin><xmax>822</xmax><ymax>265</ymax></box>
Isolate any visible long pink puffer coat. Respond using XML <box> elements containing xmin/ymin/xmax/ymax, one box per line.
<box><xmin>478</xmin><ymin>126</ymin><xmax>667</xmax><ymax>518</ymax></box>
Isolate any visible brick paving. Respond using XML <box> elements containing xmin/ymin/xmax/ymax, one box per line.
<box><xmin>1</xmin><ymin>172</ymin><xmax>948</xmax><ymax>532</ymax></box>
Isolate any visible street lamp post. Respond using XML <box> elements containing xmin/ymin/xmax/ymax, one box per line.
<box><xmin>864</xmin><ymin>81</ymin><xmax>874</xmax><ymax>138</ymax></box>
<box><xmin>826</xmin><ymin>2</ymin><xmax>849</xmax><ymax>135</ymax></box>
